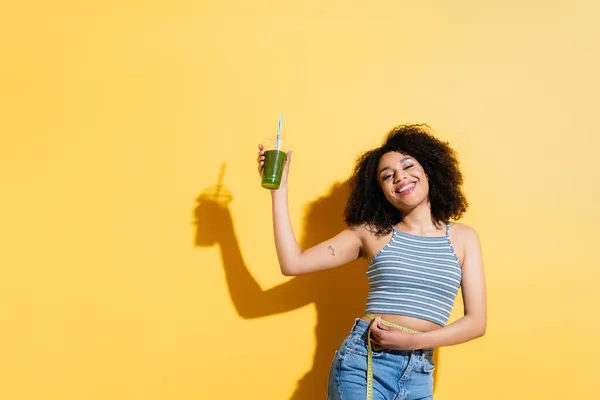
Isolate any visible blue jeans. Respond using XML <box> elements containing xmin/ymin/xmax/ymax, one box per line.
<box><xmin>327</xmin><ymin>319</ymin><xmax>435</xmax><ymax>400</ymax></box>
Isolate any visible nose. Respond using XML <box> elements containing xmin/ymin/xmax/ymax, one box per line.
<box><xmin>393</xmin><ymin>170</ymin><xmax>407</xmax><ymax>184</ymax></box>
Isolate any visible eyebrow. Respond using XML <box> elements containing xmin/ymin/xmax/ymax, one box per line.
<box><xmin>379</xmin><ymin>157</ymin><xmax>413</xmax><ymax>175</ymax></box>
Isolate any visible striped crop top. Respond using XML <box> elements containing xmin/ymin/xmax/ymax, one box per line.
<box><xmin>365</xmin><ymin>223</ymin><xmax>462</xmax><ymax>326</ymax></box>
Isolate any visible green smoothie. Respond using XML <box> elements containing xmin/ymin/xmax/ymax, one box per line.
<box><xmin>261</xmin><ymin>149</ymin><xmax>286</xmax><ymax>190</ymax></box>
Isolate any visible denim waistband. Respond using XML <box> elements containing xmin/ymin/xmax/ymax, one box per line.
<box><xmin>351</xmin><ymin>317</ymin><xmax>373</xmax><ymax>334</ymax></box>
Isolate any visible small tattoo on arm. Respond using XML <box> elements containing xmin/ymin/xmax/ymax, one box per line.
<box><xmin>328</xmin><ymin>245</ymin><xmax>335</xmax><ymax>256</ymax></box>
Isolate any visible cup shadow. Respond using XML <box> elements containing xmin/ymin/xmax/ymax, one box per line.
<box><xmin>194</xmin><ymin>179</ymin><xmax>439</xmax><ymax>398</ymax></box>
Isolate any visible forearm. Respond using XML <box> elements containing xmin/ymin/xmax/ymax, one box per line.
<box><xmin>271</xmin><ymin>188</ymin><xmax>302</xmax><ymax>275</ymax></box>
<box><xmin>412</xmin><ymin>314</ymin><xmax>486</xmax><ymax>349</ymax></box>
<box><xmin>217</xmin><ymin>227</ymin><xmax>267</xmax><ymax>317</ymax></box>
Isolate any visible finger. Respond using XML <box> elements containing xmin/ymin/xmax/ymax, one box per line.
<box><xmin>370</xmin><ymin>324</ymin><xmax>382</xmax><ymax>338</ymax></box>
<box><xmin>370</xmin><ymin>331</ymin><xmax>385</xmax><ymax>348</ymax></box>
<box><xmin>370</xmin><ymin>332</ymin><xmax>381</xmax><ymax>344</ymax></box>
<box><xmin>375</xmin><ymin>317</ymin><xmax>389</xmax><ymax>331</ymax></box>
<box><xmin>284</xmin><ymin>151</ymin><xmax>293</xmax><ymax>167</ymax></box>
<box><xmin>370</xmin><ymin>317</ymin><xmax>380</xmax><ymax>331</ymax></box>
<box><xmin>258</xmin><ymin>144</ymin><xmax>264</xmax><ymax>151</ymax></box>
<box><xmin>370</xmin><ymin>317</ymin><xmax>380</xmax><ymax>333</ymax></box>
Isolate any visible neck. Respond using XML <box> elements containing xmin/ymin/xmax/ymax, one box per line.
<box><xmin>397</xmin><ymin>203</ymin><xmax>442</xmax><ymax>235</ymax></box>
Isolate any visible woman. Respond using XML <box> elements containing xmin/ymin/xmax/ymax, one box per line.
<box><xmin>256</xmin><ymin>124</ymin><xmax>487</xmax><ymax>400</ymax></box>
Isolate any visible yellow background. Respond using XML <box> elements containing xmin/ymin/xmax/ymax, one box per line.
<box><xmin>1</xmin><ymin>1</ymin><xmax>599</xmax><ymax>399</ymax></box>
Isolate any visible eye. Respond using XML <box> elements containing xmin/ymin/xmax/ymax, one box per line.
<box><xmin>382</xmin><ymin>174</ymin><xmax>393</xmax><ymax>181</ymax></box>
<box><xmin>403</xmin><ymin>164</ymin><xmax>414</xmax><ymax>170</ymax></box>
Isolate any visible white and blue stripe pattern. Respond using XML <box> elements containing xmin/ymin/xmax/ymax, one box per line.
<box><xmin>365</xmin><ymin>224</ymin><xmax>461</xmax><ymax>326</ymax></box>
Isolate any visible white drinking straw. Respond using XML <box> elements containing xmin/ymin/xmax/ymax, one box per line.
<box><xmin>276</xmin><ymin>114</ymin><xmax>283</xmax><ymax>151</ymax></box>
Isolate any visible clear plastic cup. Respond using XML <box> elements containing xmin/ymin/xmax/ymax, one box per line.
<box><xmin>261</xmin><ymin>139</ymin><xmax>287</xmax><ymax>190</ymax></box>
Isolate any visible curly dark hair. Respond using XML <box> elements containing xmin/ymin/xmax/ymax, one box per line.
<box><xmin>344</xmin><ymin>124</ymin><xmax>468</xmax><ymax>236</ymax></box>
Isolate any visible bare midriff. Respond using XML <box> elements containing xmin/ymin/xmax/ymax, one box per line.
<box><xmin>360</xmin><ymin>313</ymin><xmax>443</xmax><ymax>333</ymax></box>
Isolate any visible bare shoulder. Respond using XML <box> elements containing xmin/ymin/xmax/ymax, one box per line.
<box><xmin>449</xmin><ymin>222</ymin><xmax>480</xmax><ymax>242</ymax></box>
<box><xmin>448</xmin><ymin>222</ymin><xmax>482</xmax><ymax>265</ymax></box>
<box><xmin>349</xmin><ymin>223</ymin><xmax>395</xmax><ymax>260</ymax></box>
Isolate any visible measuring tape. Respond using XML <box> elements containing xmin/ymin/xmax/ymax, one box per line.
<box><xmin>365</xmin><ymin>313</ymin><xmax>422</xmax><ymax>400</ymax></box>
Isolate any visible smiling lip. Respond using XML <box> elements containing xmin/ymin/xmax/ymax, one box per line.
<box><xmin>396</xmin><ymin>182</ymin><xmax>416</xmax><ymax>196</ymax></box>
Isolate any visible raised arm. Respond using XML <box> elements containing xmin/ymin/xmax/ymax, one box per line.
<box><xmin>258</xmin><ymin>145</ymin><xmax>362</xmax><ymax>276</ymax></box>
<box><xmin>272</xmin><ymin>189</ymin><xmax>362</xmax><ymax>275</ymax></box>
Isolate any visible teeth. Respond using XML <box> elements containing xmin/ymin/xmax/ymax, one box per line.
<box><xmin>398</xmin><ymin>183</ymin><xmax>415</xmax><ymax>193</ymax></box>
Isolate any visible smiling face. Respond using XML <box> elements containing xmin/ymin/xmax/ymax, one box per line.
<box><xmin>377</xmin><ymin>151</ymin><xmax>430</xmax><ymax>212</ymax></box>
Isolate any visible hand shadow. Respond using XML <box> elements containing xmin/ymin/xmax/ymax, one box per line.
<box><xmin>194</xmin><ymin>180</ymin><xmax>439</xmax><ymax>399</ymax></box>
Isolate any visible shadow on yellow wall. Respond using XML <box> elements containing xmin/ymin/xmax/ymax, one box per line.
<box><xmin>194</xmin><ymin>178</ymin><xmax>440</xmax><ymax>397</ymax></box>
